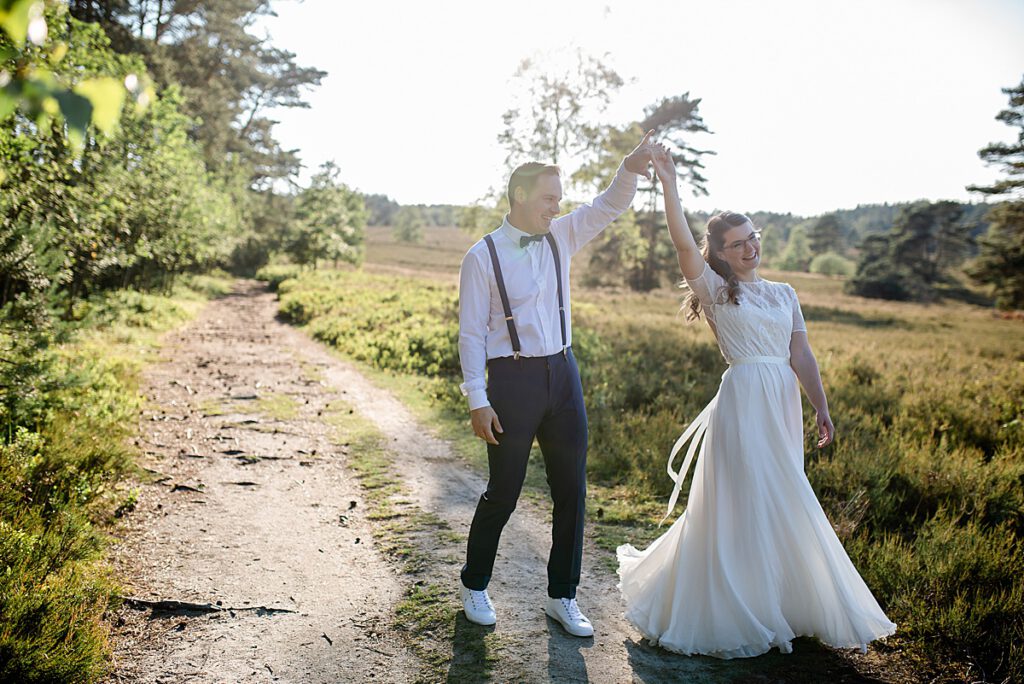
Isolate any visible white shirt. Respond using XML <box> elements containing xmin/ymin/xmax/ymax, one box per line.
<box><xmin>458</xmin><ymin>163</ymin><xmax>639</xmax><ymax>410</ymax></box>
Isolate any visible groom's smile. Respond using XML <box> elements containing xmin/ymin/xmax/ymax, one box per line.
<box><xmin>518</xmin><ymin>173</ymin><xmax>562</xmax><ymax>234</ymax></box>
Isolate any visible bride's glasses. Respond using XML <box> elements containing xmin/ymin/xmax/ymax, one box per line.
<box><xmin>723</xmin><ymin>230</ymin><xmax>762</xmax><ymax>253</ymax></box>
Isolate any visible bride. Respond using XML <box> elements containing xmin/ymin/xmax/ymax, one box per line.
<box><xmin>617</xmin><ymin>142</ymin><xmax>897</xmax><ymax>659</ymax></box>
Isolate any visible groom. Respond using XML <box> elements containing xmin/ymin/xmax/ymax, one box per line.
<box><xmin>457</xmin><ymin>131</ymin><xmax>653</xmax><ymax>636</ymax></box>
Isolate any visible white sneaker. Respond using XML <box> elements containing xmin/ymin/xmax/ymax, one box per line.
<box><xmin>545</xmin><ymin>597</ymin><xmax>594</xmax><ymax>637</ymax></box>
<box><xmin>460</xmin><ymin>586</ymin><xmax>496</xmax><ymax>626</ymax></box>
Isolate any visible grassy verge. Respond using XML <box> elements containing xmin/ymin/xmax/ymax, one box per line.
<box><xmin>254</xmin><ymin>392</ymin><xmax>301</xmax><ymax>421</ymax></box>
<box><xmin>266</xmin><ymin>265</ymin><xmax>1024</xmax><ymax>683</ymax></box>
<box><xmin>323</xmin><ymin>398</ymin><xmax>504</xmax><ymax>683</ymax></box>
<box><xmin>0</xmin><ymin>275</ymin><xmax>231</xmax><ymax>683</ymax></box>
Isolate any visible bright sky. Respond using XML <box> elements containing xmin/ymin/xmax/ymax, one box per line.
<box><xmin>260</xmin><ymin>0</ymin><xmax>1024</xmax><ymax>216</ymax></box>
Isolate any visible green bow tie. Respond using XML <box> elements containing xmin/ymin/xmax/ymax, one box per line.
<box><xmin>520</xmin><ymin>233</ymin><xmax>548</xmax><ymax>248</ymax></box>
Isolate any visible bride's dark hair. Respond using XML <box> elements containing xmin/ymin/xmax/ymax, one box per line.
<box><xmin>683</xmin><ymin>211</ymin><xmax>752</xmax><ymax>321</ymax></box>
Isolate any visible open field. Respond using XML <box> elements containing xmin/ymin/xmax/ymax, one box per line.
<box><xmin>267</xmin><ymin>225</ymin><xmax>1024</xmax><ymax>682</ymax></box>
<box><xmin>365</xmin><ymin>226</ymin><xmax>472</xmax><ymax>280</ymax></box>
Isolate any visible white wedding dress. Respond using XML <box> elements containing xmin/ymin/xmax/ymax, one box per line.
<box><xmin>617</xmin><ymin>263</ymin><xmax>896</xmax><ymax>659</ymax></box>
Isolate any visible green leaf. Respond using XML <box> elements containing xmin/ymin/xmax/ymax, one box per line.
<box><xmin>48</xmin><ymin>41</ymin><xmax>67</xmax><ymax>65</ymax></box>
<box><xmin>0</xmin><ymin>84</ymin><xmax>18</xmax><ymax>121</ymax></box>
<box><xmin>0</xmin><ymin>0</ymin><xmax>36</xmax><ymax>48</ymax></box>
<box><xmin>53</xmin><ymin>89</ymin><xmax>92</xmax><ymax>139</ymax></box>
<box><xmin>73</xmin><ymin>77</ymin><xmax>123</xmax><ymax>134</ymax></box>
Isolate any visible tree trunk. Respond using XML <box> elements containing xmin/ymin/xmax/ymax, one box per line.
<box><xmin>136</xmin><ymin>0</ymin><xmax>148</xmax><ymax>40</ymax></box>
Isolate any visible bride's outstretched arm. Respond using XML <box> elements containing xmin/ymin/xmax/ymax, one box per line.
<box><xmin>790</xmin><ymin>331</ymin><xmax>835</xmax><ymax>447</ymax></box>
<box><xmin>651</xmin><ymin>143</ymin><xmax>705</xmax><ymax>281</ymax></box>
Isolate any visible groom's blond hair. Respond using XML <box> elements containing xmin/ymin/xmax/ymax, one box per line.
<box><xmin>507</xmin><ymin>162</ymin><xmax>561</xmax><ymax>208</ymax></box>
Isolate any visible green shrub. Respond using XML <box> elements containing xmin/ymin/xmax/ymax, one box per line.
<box><xmin>0</xmin><ymin>285</ymin><xmax>207</xmax><ymax>682</ymax></box>
<box><xmin>278</xmin><ymin>270</ymin><xmax>460</xmax><ymax>377</ymax></box>
<box><xmin>809</xmin><ymin>251</ymin><xmax>855</xmax><ymax>277</ymax></box>
<box><xmin>0</xmin><ymin>355</ymin><xmax>136</xmax><ymax>681</ymax></box>
<box><xmin>254</xmin><ymin>264</ymin><xmax>303</xmax><ymax>292</ymax></box>
<box><xmin>848</xmin><ymin>512</ymin><xmax>1024</xmax><ymax>683</ymax></box>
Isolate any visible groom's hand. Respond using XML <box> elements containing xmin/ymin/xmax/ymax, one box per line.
<box><xmin>624</xmin><ymin>129</ymin><xmax>655</xmax><ymax>180</ymax></box>
<box><xmin>471</xmin><ymin>406</ymin><xmax>503</xmax><ymax>445</ymax></box>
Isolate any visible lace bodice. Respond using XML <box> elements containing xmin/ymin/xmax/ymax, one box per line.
<box><xmin>685</xmin><ymin>263</ymin><xmax>806</xmax><ymax>364</ymax></box>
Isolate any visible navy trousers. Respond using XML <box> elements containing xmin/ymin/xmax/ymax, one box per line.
<box><xmin>461</xmin><ymin>348</ymin><xmax>588</xmax><ymax>599</ymax></box>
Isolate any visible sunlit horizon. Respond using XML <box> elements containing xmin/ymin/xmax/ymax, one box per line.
<box><xmin>259</xmin><ymin>0</ymin><xmax>1024</xmax><ymax>217</ymax></box>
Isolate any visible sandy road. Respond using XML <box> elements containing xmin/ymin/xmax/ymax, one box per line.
<box><xmin>105</xmin><ymin>282</ymin><xmax>420</xmax><ymax>683</ymax></box>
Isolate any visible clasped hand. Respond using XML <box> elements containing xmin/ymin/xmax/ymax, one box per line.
<box><xmin>623</xmin><ymin>130</ymin><xmax>678</xmax><ymax>185</ymax></box>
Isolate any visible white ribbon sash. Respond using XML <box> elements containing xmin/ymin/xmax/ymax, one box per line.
<box><xmin>729</xmin><ymin>355</ymin><xmax>788</xmax><ymax>366</ymax></box>
<box><xmin>659</xmin><ymin>357</ymin><xmax>786</xmax><ymax>526</ymax></box>
<box><xmin>660</xmin><ymin>395</ymin><xmax>717</xmax><ymax>526</ymax></box>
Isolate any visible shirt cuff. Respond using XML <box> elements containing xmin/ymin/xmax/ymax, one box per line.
<box><xmin>618</xmin><ymin>160</ymin><xmax>641</xmax><ymax>183</ymax></box>
<box><xmin>467</xmin><ymin>389</ymin><xmax>489</xmax><ymax>411</ymax></box>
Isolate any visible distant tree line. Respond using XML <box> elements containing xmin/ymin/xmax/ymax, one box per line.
<box><xmin>361</xmin><ymin>194</ymin><xmax>464</xmax><ymax>244</ymax></box>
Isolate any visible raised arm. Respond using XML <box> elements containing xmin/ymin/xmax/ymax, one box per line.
<box><xmin>650</xmin><ymin>143</ymin><xmax>705</xmax><ymax>281</ymax></box>
<box><xmin>558</xmin><ymin>130</ymin><xmax>652</xmax><ymax>255</ymax></box>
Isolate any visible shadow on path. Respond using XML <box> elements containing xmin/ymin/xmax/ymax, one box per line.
<box><xmin>625</xmin><ymin>636</ymin><xmax>888</xmax><ymax>684</ymax></box>
<box><xmin>545</xmin><ymin>616</ymin><xmax>592</xmax><ymax>683</ymax></box>
<box><xmin>446</xmin><ymin>614</ymin><xmax>495</xmax><ymax>683</ymax></box>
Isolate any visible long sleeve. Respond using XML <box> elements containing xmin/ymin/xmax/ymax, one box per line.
<box><xmin>458</xmin><ymin>248</ymin><xmax>491</xmax><ymax>410</ymax></box>
<box><xmin>556</xmin><ymin>162</ymin><xmax>639</xmax><ymax>255</ymax></box>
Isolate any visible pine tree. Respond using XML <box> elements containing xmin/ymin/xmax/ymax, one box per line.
<box><xmin>807</xmin><ymin>213</ymin><xmax>845</xmax><ymax>256</ymax></box>
<box><xmin>845</xmin><ymin>202</ymin><xmax>972</xmax><ymax>301</ymax></box>
<box><xmin>888</xmin><ymin>201</ymin><xmax>969</xmax><ymax>285</ymax></box>
<box><xmin>967</xmin><ymin>75</ymin><xmax>1024</xmax><ymax>309</ymax></box>
<box><xmin>579</xmin><ymin>95</ymin><xmax>714</xmax><ymax>291</ymax></box>
<box><xmin>68</xmin><ymin>0</ymin><xmax>325</xmax><ymax>187</ymax></box>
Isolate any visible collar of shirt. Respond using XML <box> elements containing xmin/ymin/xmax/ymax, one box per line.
<box><xmin>499</xmin><ymin>215</ymin><xmax>543</xmax><ymax>249</ymax></box>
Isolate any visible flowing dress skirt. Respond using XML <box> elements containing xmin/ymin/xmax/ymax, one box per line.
<box><xmin>617</xmin><ymin>361</ymin><xmax>896</xmax><ymax>659</ymax></box>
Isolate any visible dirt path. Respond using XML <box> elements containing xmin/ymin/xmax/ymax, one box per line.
<box><xmin>106</xmin><ymin>281</ymin><xmax>885</xmax><ymax>683</ymax></box>
<box><xmin>105</xmin><ymin>283</ymin><xmax>420</xmax><ymax>683</ymax></box>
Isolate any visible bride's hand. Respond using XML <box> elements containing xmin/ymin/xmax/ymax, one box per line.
<box><xmin>816</xmin><ymin>411</ymin><xmax>835</xmax><ymax>448</ymax></box>
<box><xmin>650</xmin><ymin>142</ymin><xmax>677</xmax><ymax>184</ymax></box>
